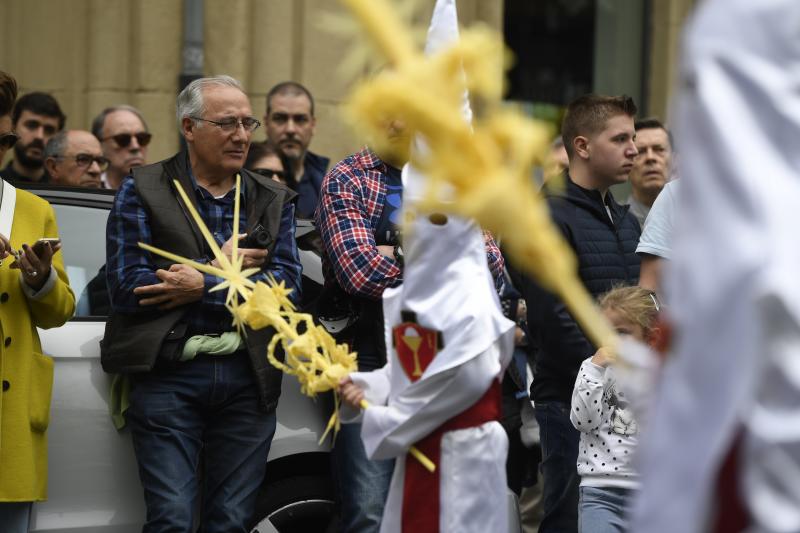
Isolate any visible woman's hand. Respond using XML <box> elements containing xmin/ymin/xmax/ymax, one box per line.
<box><xmin>14</xmin><ymin>241</ymin><xmax>61</xmax><ymax>291</ymax></box>
<box><xmin>0</xmin><ymin>233</ymin><xmax>11</xmax><ymax>264</ymax></box>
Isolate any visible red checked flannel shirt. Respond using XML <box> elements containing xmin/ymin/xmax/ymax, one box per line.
<box><xmin>315</xmin><ymin>147</ymin><xmax>505</xmax><ymax>301</ymax></box>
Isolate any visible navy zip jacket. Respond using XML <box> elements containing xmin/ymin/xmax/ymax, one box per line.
<box><xmin>519</xmin><ymin>176</ymin><xmax>641</xmax><ymax>404</ymax></box>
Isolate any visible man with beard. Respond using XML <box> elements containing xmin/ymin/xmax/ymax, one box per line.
<box><xmin>264</xmin><ymin>82</ymin><xmax>329</xmax><ymax>218</ymax></box>
<box><xmin>626</xmin><ymin>118</ymin><xmax>673</xmax><ymax>228</ymax></box>
<box><xmin>0</xmin><ymin>92</ymin><xmax>66</xmax><ymax>185</ymax></box>
<box><xmin>91</xmin><ymin>105</ymin><xmax>151</xmax><ymax>190</ymax></box>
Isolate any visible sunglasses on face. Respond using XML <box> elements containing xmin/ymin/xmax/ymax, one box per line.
<box><xmin>55</xmin><ymin>153</ymin><xmax>110</xmax><ymax>171</ymax></box>
<box><xmin>102</xmin><ymin>132</ymin><xmax>152</xmax><ymax>148</ymax></box>
<box><xmin>0</xmin><ymin>131</ymin><xmax>19</xmax><ymax>149</ymax></box>
<box><xmin>252</xmin><ymin>168</ymin><xmax>286</xmax><ymax>181</ymax></box>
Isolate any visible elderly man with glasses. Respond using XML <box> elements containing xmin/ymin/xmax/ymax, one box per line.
<box><xmin>91</xmin><ymin>105</ymin><xmax>152</xmax><ymax>190</ymax></box>
<box><xmin>102</xmin><ymin>75</ymin><xmax>301</xmax><ymax>532</ymax></box>
<box><xmin>44</xmin><ymin>130</ymin><xmax>107</xmax><ymax>189</ymax></box>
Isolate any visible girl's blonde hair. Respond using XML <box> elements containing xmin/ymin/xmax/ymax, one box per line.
<box><xmin>598</xmin><ymin>285</ymin><xmax>660</xmax><ymax>337</ymax></box>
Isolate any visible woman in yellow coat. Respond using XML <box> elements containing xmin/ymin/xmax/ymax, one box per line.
<box><xmin>0</xmin><ymin>71</ymin><xmax>75</xmax><ymax>531</ymax></box>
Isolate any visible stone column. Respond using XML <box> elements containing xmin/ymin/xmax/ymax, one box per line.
<box><xmin>647</xmin><ymin>0</ymin><xmax>697</xmax><ymax>121</ymax></box>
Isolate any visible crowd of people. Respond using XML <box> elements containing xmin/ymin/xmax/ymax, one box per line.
<box><xmin>0</xmin><ymin>80</ymin><xmax>326</xmax><ymax>205</ymax></box>
<box><xmin>0</xmin><ymin>48</ymin><xmax>677</xmax><ymax>533</ymax></box>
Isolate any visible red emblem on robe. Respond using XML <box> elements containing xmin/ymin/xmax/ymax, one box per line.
<box><xmin>392</xmin><ymin>315</ymin><xmax>442</xmax><ymax>382</ymax></box>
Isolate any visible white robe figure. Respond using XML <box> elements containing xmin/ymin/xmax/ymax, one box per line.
<box><xmin>350</xmin><ymin>206</ymin><xmax>514</xmax><ymax>532</ymax></box>
<box><xmin>629</xmin><ymin>1</ymin><xmax>800</xmax><ymax>532</ymax></box>
<box><xmin>346</xmin><ymin>1</ymin><xmax>516</xmax><ymax>532</ymax></box>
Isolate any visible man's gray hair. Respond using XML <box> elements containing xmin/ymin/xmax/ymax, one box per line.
<box><xmin>91</xmin><ymin>105</ymin><xmax>149</xmax><ymax>140</ymax></box>
<box><xmin>176</xmin><ymin>75</ymin><xmax>245</xmax><ymax>130</ymax></box>
<box><xmin>44</xmin><ymin>130</ymin><xmax>70</xmax><ymax>160</ymax></box>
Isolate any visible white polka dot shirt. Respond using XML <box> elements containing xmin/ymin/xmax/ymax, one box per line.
<box><xmin>570</xmin><ymin>358</ymin><xmax>640</xmax><ymax>489</ymax></box>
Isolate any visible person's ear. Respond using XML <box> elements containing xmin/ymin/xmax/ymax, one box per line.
<box><xmin>573</xmin><ymin>136</ymin><xmax>590</xmax><ymax>159</ymax></box>
<box><xmin>182</xmin><ymin>117</ymin><xmax>195</xmax><ymax>141</ymax></box>
<box><xmin>44</xmin><ymin>157</ymin><xmax>59</xmax><ymax>178</ymax></box>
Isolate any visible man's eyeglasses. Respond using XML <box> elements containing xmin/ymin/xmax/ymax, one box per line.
<box><xmin>191</xmin><ymin>116</ymin><xmax>261</xmax><ymax>133</ymax></box>
<box><xmin>0</xmin><ymin>131</ymin><xmax>19</xmax><ymax>149</ymax></box>
<box><xmin>252</xmin><ymin>168</ymin><xmax>287</xmax><ymax>182</ymax></box>
<box><xmin>55</xmin><ymin>153</ymin><xmax>110</xmax><ymax>171</ymax></box>
<box><xmin>102</xmin><ymin>132</ymin><xmax>152</xmax><ymax>148</ymax></box>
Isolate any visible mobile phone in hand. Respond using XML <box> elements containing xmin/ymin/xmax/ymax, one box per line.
<box><xmin>31</xmin><ymin>238</ymin><xmax>61</xmax><ymax>256</ymax></box>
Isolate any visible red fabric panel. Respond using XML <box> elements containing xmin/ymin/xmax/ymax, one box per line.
<box><xmin>401</xmin><ymin>380</ymin><xmax>502</xmax><ymax>533</ymax></box>
<box><xmin>712</xmin><ymin>432</ymin><xmax>749</xmax><ymax>533</ymax></box>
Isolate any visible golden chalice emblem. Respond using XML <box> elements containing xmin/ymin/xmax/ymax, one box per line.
<box><xmin>401</xmin><ymin>327</ymin><xmax>424</xmax><ymax>377</ymax></box>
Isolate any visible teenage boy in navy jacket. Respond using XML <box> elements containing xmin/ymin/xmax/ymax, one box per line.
<box><xmin>517</xmin><ymin>94</ymin><xmax>641</xmax><ymax>533</ymax></box>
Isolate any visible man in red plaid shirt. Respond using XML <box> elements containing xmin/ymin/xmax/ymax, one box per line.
<box><xmin>316</xmin><ymin>144</ymin><xmax>504</xmax><ymax>532</ymax></box>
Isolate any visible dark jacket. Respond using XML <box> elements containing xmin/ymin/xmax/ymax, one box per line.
<box><xmin>295</xmin><ymin>150</ymin><xmax>330</xmax><ymax>219</ymax></box>
<box><xmin>100</xmin><ymin>152</ymin><xmax>297</xmax><ymax>412</ymax></box>
<box><xmin>519</xmin><ymin>177</ymin><xmax>641</xmax><ymax>404</ymax></box>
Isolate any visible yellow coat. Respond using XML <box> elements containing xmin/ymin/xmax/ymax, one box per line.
<box><xmin>0</xmin><ymin>187</ymin><xmax>75</xmax><ymax>502</ymax></box>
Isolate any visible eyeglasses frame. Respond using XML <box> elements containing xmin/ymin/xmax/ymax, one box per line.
<box><xmin>53</xmin><ymin>153</ymin><xmax>110</xmax><ymax>171</ymax></box>
<box><xmin>190</xmin><ymin>115</ymin><xmax>261</xmax><ymax>133</ymax></box>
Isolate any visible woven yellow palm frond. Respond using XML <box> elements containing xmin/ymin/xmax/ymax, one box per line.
<box><xmin>338</xmin><ymin>0</ymin><xmax>618</xmax><ymax>354</ymax></box>
<box><xmin>263</xmin><ymin>312</ymin><xmax>358</xmax><ymax>444</ymax></box>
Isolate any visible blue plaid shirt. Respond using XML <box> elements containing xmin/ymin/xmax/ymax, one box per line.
<box><xmin>107</xmin><ymin>172</ymin><xmax>302</xmax><ymax>335</ymax></box>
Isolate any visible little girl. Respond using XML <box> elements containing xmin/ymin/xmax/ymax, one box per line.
<box><xmin>570</xmin><ymin>285</ymin><xmax>660</xmax><ymax>533</ymax></box>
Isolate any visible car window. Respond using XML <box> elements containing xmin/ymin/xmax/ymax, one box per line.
<box><xmin>51</xmin><ymin>203</ymin><xmax>110</xmax><ymax>319</ymax></box>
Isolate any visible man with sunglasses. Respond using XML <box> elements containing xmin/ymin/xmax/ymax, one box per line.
<box><xmin>91</xmin><ymin>105</ymin><xmax>151</xmax><ymax>190</ymax></box>
<box><xmin>0</xmin><ymin>92</ymin><xmax>65</xmax><ymax>186</ymax></box>
<box><xmin>44</xmin><ymin>130</ymin><xmax>106</xmax><ymax>189</ymax></box>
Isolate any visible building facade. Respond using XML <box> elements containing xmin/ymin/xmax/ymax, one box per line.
<box><xmin>0</xmin><ymin>0</ymin><xmax>693</xmax><ymax>165</ymax></box>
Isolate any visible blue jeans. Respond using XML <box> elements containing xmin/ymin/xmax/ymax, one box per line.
<box><xmin>535</xmin><ymin>401</ymin><xmax>580</xmax><ymax>533</ymax></box>
<box><xmin>0</xmin><ymin>502</ymin><xmax>31</xmax><ymax>533</ymax></box>
<box><xmin>127</xmin><ymin>352</ymin><xmax>277</xmax><ymax>533</ymax></box>
<box><xmin>331</xmin><ymin>422</ymin><xmax>394</xmax><ymax>533</ymax></box>
<box><xmin>579</xmin><ymin>486</ymin><xmax>633</xmax><ymax>533</ymax></box>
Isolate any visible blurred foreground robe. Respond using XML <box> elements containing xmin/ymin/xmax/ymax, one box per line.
<box><xmin>630</xmin><ymin>1</ymin><xmax>800</xmax><ymax>532</ymax></box>
<box><xmin>344</xmin><ymin>3</ymin><xmax>516</xmax><ymax>531</ymax></box>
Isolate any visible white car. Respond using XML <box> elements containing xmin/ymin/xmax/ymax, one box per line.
<box><xmin>24</xmin><ymin>185</ymin><xmax>335</xmax><ymax>533</ymax></box>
